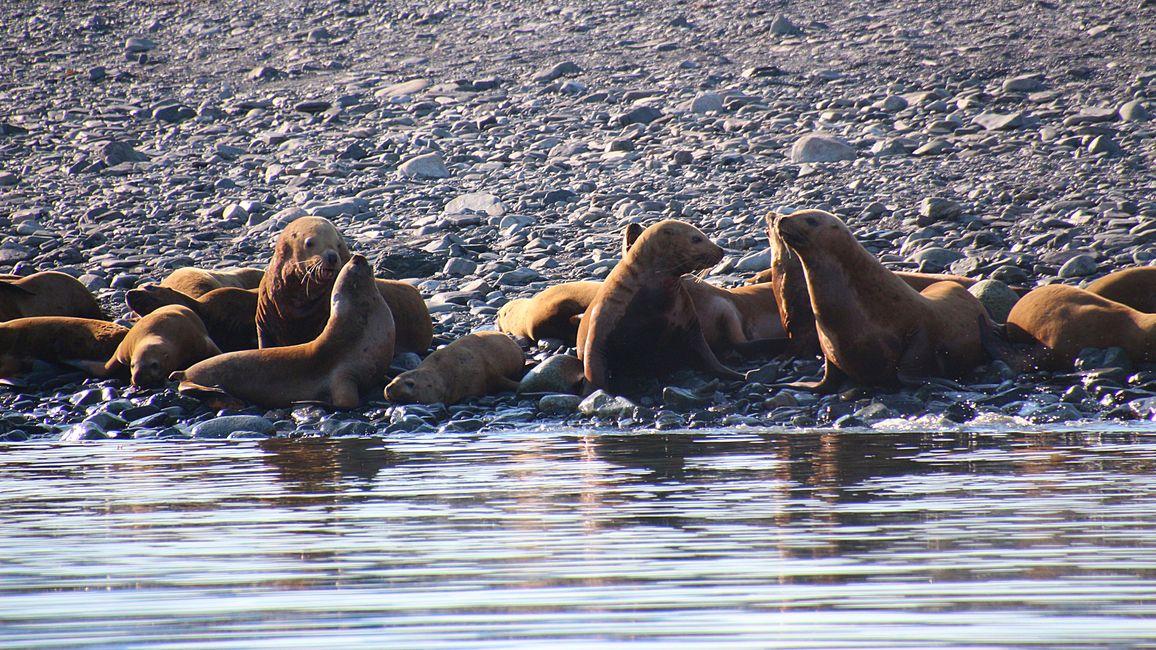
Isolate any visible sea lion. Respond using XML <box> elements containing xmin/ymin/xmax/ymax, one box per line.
<box><xmin>1085</xmin><ymin>267</ymin><xmax>1156</xmax><ymax>313</ymax></box>
<box><xmin>174</xmin><ymin>254</ymin><xmax>394</xmax><ymax>409</ymax></box>
<box><xmin>576</xmin><ymin>219</ymin><xmax>742</xmax><ymax>393</ymax></box>
<box><xmin>774</xmin><ymin>209</ymin><xmax>992</xmax><ymax>391</ymax></box>
<box><xmin>0</xmin><ymin>271</ymin><xmax>105</xmax><ymax>322</ymax></box>
<box><xmin>375</xmin><ymin>279</ymin><xmax>433</xmax><ymax>354</ymax></box>
<box><xmin>1004</xmin><ymin>284</ymin><xmax>1156</xmax><ymax>370</ymax></box>
<box><xmin>127</xmin><ymin>285</ymin><xmax>259</xmax><ymax>352</ymax></box>
<box><xmin>159</xmin><ymin>266</ymin><xmax>265</xmax><ymax>299</ymax></box>
<box><xmin>256</xmin><ymin>216</ymin><xmax>351</xmax><ymax>348</ymax></box>
<box><xmin>681</xmin><ymin>277</ymin><xmax>786</xmax><ymax>353</ymax></box>
<box><xmin>86</xmin><ymin>305</ymin><xmax>221</xmax><ymax>387</ymax></box>
<box><xmin>497</xmin><ymin>281</ymin><xmax>603</xmax><ymax>344</ymax></box>
<box><xmin>384</xmin><ymin>331</ymin><xmax>525</xmax><ymax>405</ymax></box>
<box><xmin>0</xmin><ymin>317</ymin><xmax>128</xmax><ymax>378</ymax></box>
<box><xmin>762</xmin><ymin>212</ymin><xmax>982</xmax><ymax>356</ymax></box>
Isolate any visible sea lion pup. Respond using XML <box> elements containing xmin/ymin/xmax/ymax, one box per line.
<box><xmin>159</xmin><ymin>266</ymin><xmax>265</xmax><ymax>299</ymax></box>
<box><xmin>132</xmin><ymin>280</ymin><xmax>430</xmax><ymax>355</ymax></box>
<box><xmin>1004</xmin><ymin>284</ymin><xmax>1156</xmax><ymax>371</ymax></box>
<box><xmin>761</xmin><ymin>212</ymin><xmax>983</xmax><ymax>356</ymax></box>
<box><xmin>576</xmin><ymin>219</ymin><xmax>742</xmax><ymax>393</ymax></box>
<box><xmin>174</xmin><ymin>254</ymin><xmax>394</xmax><ymax>409</ymax></box>
<box><xmin>775</xmin><ymin>209</ymin><xmax>992</xmax><ymax>392</ymax></box>
<box><xmin>497</xmin><ymin>281</ymin><xmax>603</xmax><ymax>344</ymax></box>
<box><xmin>83</xmin><ymin>305</ymin><xmax>221</xmax><ymax>388</ymax></box>
<box><xmin>384</xmin><ymin>331</ymin><xmax>525</xmax><ymax>405</ymax></box>
<box><xmin>256</xmin><ymin>216</ymin><xmax>351</xmax><ymax>348</ymax></box>
<box><xmin>127</xmin><ymin>285</ymin><xmax>259</xmax><ymax>352</ymax></box>
<box><xmin>0</xmin><ymin>317</ymin><xmax>128</xmax><ymax>379</ymax></box>
<box><xmin>1085</xmin><ymin>267</ymin><xmax>1156</xmax><ymax>313</ymax></box>
<box><xmin>0</xmin><ymin>271</ymin><xmax>105</xmax><ymax>321</ymax></box>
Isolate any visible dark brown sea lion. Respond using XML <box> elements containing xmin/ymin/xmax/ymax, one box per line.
<box><xmin>1085</xmin><ymin>267</ymin><xmax>1156</xmax><ymax>313</ymax></box>
<box><xmin>576</xmin><ymin>219</ymin><xmax>742</xmax><ymax>393</ymax></box>
<box><xmin>127</xmin><ymin>285</ymin><xmax>259</xmax><ymax>352</ymax></box>
<box><xmin>159</xmin><ymin>266</ymin><xmax>265</xmax><ymax>299</ymax></box>
<box><xmin>256</xmin><ymin>216</ymin><xmax>351</xmax><ymax>348</ymax></box>
<box><xmin>174</xmin><ymin>254</ymin><xmax>394</xmax><ymax>409</ymax></box>
<box><xmin>1005</xmin><ymin>284</ymin><xmax>1156</xmax><ymax>370</ymax></box>
<box><xmin>497</xmin><ymin>281</ymin><xmax>603</xmax><ymax>344</ymax></box>
<box><xmin>86</xmin><ymin>305</ymin><xmax>221</xmax><ymax>387</ymax></box>
<box><xmin>384</xmin><ymin>331</ymin><xmax>525</xmax><ymax>405</ymax></box>
<box><xmin>775</xmin><ymin>209</ymin><xmax>993</xmax><ymax>391</ymax></box>
<box><xmin>0</xmin><ymin>317</ymin><xmax>128</xmax><ymax>378</ymax></box>
<box><xmin>374</xmin><ymin>279</ymin><xmax>433</xmax><ymax>354</ymax></box>
<box><xmin>0</xmin><ymin>271</ymin><xmax>105</xmax><ymax>322</ymax></box>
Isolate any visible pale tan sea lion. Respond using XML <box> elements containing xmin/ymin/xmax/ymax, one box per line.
<box><xmin>384</xmin><ymin>331</ymin><xmax>525</xmax><ymax>405</ymax></box>
<box><xmin>0</xmin><ymin>271</ymin><xmax>105</xmax><ymax>322</ymax></box>
<box><xmin>89</xmin><ymin>305</ymin><xmax>221</xmax><ymax>387</ymax></box>
<box><xmin>159</xmin><ymin>266</ymin><xmax>265</xmax><ymax>298</ymax></box>
<box><xmin>0</xmin><ymin>317</ymin><xmax>128</xmax><ymax>378</ymax></box>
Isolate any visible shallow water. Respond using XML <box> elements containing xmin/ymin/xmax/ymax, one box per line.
<box><xmin>3</xmin><ymin>428</ymin><xmax>1156</xmax><ymax>648</ymax></box>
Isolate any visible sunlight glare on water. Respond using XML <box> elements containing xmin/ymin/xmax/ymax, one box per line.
<box><xmin>2</xmin><ymin>430</ymin><xmax>1156</xmax><ymax>648</ymax></box>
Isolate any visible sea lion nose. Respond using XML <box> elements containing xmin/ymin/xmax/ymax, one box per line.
<box><xmin>324</xmin><ymin>250</ymin><xmax>339</xmax><ymax>266</ymax></box>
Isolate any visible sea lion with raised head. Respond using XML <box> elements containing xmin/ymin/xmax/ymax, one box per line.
<box><xmin>0</xmin><ymin>317</ymin><xmax>128</xmax><ymax>379</ymax></box>
<box><xmin>85</xmin><ymin>305</ymin><xmax>221</xmax><ymax>387</ymax></box>
<box><xmin>256</xmin><ymin>216</ymin><xmax>351</xmax><ymax>348</ymax></box>
<box><xmin>174</xmin><ymin>254</ymin><xmax>394</xmax><ymax>409</ymax></box>
<box><xmin>774</xmin><ymin>209</ymin><xmax>993</xmax><ymax>391</ymax></box>
<box><xmin>0</xmin><ymin>272</ymin><xmax>105</xmax><ymax>322</ymax></box>
<box><xmin>159</xmin><ymin>266</ymin><xmax>265</xmax><ymax>299</ymax></box>
<box><xmin>576</xmin><ymin>219</ymin><xmax>742</xmax><ymax>393</ymax></box>
<box><xmin>1004</xmin><ymin>284</ymin><xmax>1156</xmax><ymax>370</ymax></box>
<box><xmin>384</xmin><ymin>331</ymin><xmax>525</xmax><ymax>405</ymax></box>
<box><xmin>1085</xmin><ymin>267</ymin><xmax>1156</xmax><ymax>313</ymax></box>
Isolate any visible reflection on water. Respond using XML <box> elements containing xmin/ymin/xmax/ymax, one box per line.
<box><xmin>3</xmin><ymin>429</ymin><xmax>1156</xmax><ymax>648</ymax></box>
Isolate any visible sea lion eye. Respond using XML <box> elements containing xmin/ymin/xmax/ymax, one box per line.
<box><xmin>806</xmin><ymin>217</ymin><xmax>819</xmax><ymax>227</ymax></box>
<box><xmin>691</xmin><ymin>235</ymin><xmax>704</xmax><ymax>244</ymax></box>
<box><xmin>304</xmin><ymin>238</ymin><xmax>314</xmax><ymax>248</ymax></box>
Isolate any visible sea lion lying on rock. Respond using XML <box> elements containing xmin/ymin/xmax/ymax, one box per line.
<box><xmin>0</xmin><ymin>317</ymin><xmax>128</xmax><ymax>379</ymax></box>
<box><xmin>576</xmin><ymin>219</ymin><xmax>742</xmax><ymax>393</ymax></box>
<box><xmin>84</xmin><ymin>305</ymin><xmax>221</xmax><ymax>388</ymax></box>
<box><xmin>774</xmin><ymin>209</ymin><xmax>993</xmax><ymax>391</ymax></box>
<box><xmin>127</xmin><ymin>285</ymin><xmax>259</xmax><ymax>352</ymax></box>
<box><xmin>256</xmin><ymin>216</ymin><xmax>351</xmax><ymax>348</ymax></box>
<box><xmin>1004</xmin><ymin>284</ymin><xmax>1156</xmax><ymax>370</ymax></box>
<box><xmin>1085</xmin><ymin>267</ymin><xmax>1156</xmax><ymax>313</ymax></box>
<box><xmin>174</xmin><ymin>254</ymin><xmax>394</xmax><ymax>409</ymax></box>
<box><xmin>384</xmin><ymin>331</ymin><xmax>525</xmax><ymax>405</ymax></box>
<box><xmin>159</xmin><ymin>266</ymin><xmax>264</xmax><ymax>299</ymax></box>
<box><xmin>0</xmin><ymin>271</ymin><xmax>105</xmax><ymax>321</ymax></box>
<box><xmin>498</xmin><ymin>281</ymin><xmax>603</xmax><ymax>344</ymax></box>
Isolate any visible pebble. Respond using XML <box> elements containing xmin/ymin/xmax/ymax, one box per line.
<box><xmin>969</xmin><ymin>280</ymin><xmax>1020</xmax><ymax>323</ymax></box>
<box><xmin>1058</xmin><ymin>254</ymin><xmax>1098</xmax><ymax>278</ymax></box>
<box><xmin>578</xmin><ymin>390</ymin><xmax>637</xmax><ymax>419</ymax></box>
<box><xmin>1119</xmin><ymin>100</ymin><xmax>1150</xmax><ymax>122</ymax></box>
<box><xmin>124</xmin><ymin>36</ymin><xmax>156</xmax><ymax>53</ymax></box>
<box><xmin>1002</xmin><ymin>73</ymin><xmax>1045</xmax><ymax>93</ymax></box>
<box><xmin>191</xmin><ymin>415</ymin><xmax>276</xmax><ymax>439</ymax></box>
<box><xmin>918</xmin><ymin>197</ymin><xmax>963</xmax><ymax>224</ymax></box>
<box><xmin>398</xmin><ymin>153</ymin><xmax>450</xmax><ymax>179</ymax></box>
<box><xmin>789</xmin><ymin>133</ymin><xmax>857</xmax><ymax>163</ymax></box>
<box><xmin>518</xmin><ymin>355</ymin><xmax>584</xmax><ymax>395</ymax></box>
<box><xmin>974</xmin><ymin>112</ymin><xmax>1024</xmax><ymax>131</ymax></box>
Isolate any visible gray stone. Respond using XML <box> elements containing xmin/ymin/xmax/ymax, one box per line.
<box><xmin>912</xmin><ymin>138</ymin><xmax>953</xmax><ymax>156</ymax></box>
<box><xmin>770</xmin><ymin>14</ymin><xmax>803</xmax><ymax>36</ymax></box>
<box><xmin>974</xmin><ymin>112</ymin><xmax>1024</xmax><ymax>130</ymax></box>
<box><xmin>662</xmin><ymin>386</ymin><xmax>712</xmax><ymax>410</ymax></box>
<box><xmin>533</xmin><ymin>61</ymin><xmax>582</xmax><ymax>83</ymax></box>
<box><xmin>1087</xmin><ymin>135</ymin><xmax>1121</xmax><ymax>156</ymax></box>
<box><xmin>688</xmin><ymin>91</ymin><xmax>724</xmax><ymax>114</ymax></box>
<box><xmin>61</xmin><ymin>421</ymin><xmax>109</xmax><ymax>442</ymax></box>
<box><xmin>191</xmin><ymin>415</ymin><xmax>276</xmax><ymax>439</ymax></box>
<box><xmin>97</xmin><ymin>140</ymin><xmax>148</xmax><ymax>165</ymax></box>
<box><xmin>918</xmin><ymin>197</ymin><xmax>962</xmax><ymax>223</ymax></box>
<box><xmin>615</xmin><ymin>105</ymin><xmax>664</xmax><ymax>126</ymax></box>
<box><xmin>0</xmin><ymin>171</ymin><xmax>17</xmax><ymax>186</ymax></box>
<box><xmin>124</xmin><ymin>36</ymin><xmax>156</xmax><ymax>53</ymax></box>
<box><xmin>398</xmin><ymin>153</ymin><xmax>450</xmax><ymax>179</ymax></box>
<box><xmin>969</xmin><ymin>279</ymin><xmax>1019</xmax><ymax>323</ymax></box>
<box><xmin>519</xmin><ymin>355</ymin><xmax>584</xmax><ymax>394</ymax></box>
<box><xmin>1002</xmin><ymin>74</ymin><xmax>1045</xmax><ymax>93</ymax></box>
<box><xmin>443</xmin><ymin>257</ymin><xmax>477</xmax><ymax>276</ymax></box>
<box><xmin>538</xmin><ymin>393</ymin><xmax>584</xmax><ymax>415</ymax></box>
<box><xmin>498</xmin><ymin>267</ymin><xmax>542</xmax><ymax>286</ymax></box>
<box><xmin>911</xmin><ymin>247</ymin><xmax>965</xmax><ymax>272</ymax></box>
<box><xmin>578</xmin><ymin>390</ymin><xmax>637</xmax><ymax>419</ymax></box>
<box><xmin>310</xmin><ymin>198</ymin><xmax>368</xmax><ymax>218</ymax></box>
<box><xmin>1119</xmin><ymin>100</ymin><xmax>1150</xmax><ymax>122</ymax></box>
<box><xmin>1059</xmin><ymin>254</ymin><xmax>1098</xmax><ymax>278</ymax></box>
<box><xmin>789</xmin><ymin>132</ymin><xmax>856</xmax><ymax>163</ymax></box>
<box><xmin>445</xmin><ymin>192</ymin><xmax>505</xmax><ymax>216</ymax></box>
<box><xmin>375</xmin><ymin>78</ymin><xmax>431</xmax><ymax>98</ymax></box>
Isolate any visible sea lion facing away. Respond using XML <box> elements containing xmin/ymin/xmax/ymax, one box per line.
<box><xmin>0</xmin><ymin>272</ymin><xmax>105</xmax><ymax>322</ymax></box>
<box><xmin>1085</xmin><ymin>266</ymin><xmax>1156</xmax><ymax>313</ymax></box>
<box><xmin>159</xmin><ymin>266</ymin><xmax>264</xmax><ymax>299</ymax></box>
<box><xmin>0</xmin><ymin>317</ymin><xmax>128</xmax><ymax>379</ymax></box>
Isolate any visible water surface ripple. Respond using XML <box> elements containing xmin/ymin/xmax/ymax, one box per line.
<box><xmin>3</xmin><ymin>430</ymin><xmax>1156</xmax><ymax>648</ymax></box>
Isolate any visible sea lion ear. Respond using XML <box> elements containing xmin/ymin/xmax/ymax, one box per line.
<box><xmin>622</xmin><ymin>223</ymin><xmax>644</xmax><ymax>255</ymax></box>
<box><xmin>765</xmin><ymin>211</ymin><xmax>780</xmax><ymax>228</ymax></box>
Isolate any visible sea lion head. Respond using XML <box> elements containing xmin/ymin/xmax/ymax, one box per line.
<box><xmin>631</xmin><ymin>219</ymin><xmax>724</xmax><ymax>274</ymax></box>
<box><xmin>126</xmin><ymin>284</ymin><xmax>196</xmax><ymax>316</ymax></box>
<box><xmin>383</xmin><ymin>368</ymin><xmax>443</xmax><ymax>404</ymax></box>
<box><xmin>329</xmin><ymin>253</ymin><xmax>377</xmax><ymax>322</ymax></box>
<box><xmin>270</xmin><ymin>216</ymin><xmax>351</xmax><ymax>295</ymax></box>
<box><xmin>130</xmin><ymin>337</ymin><xmax>174</xmax><ymax>388</ymax></box>
<box><xmin>775</xmin><ymin>209</ymin><xmax>845</xmax><ymax>252</ymax></box>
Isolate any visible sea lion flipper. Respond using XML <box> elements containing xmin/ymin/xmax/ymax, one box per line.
<box><xmin>728</xmin><ymin>337</ymin><xmax>790</xmax><ymax>359</ymax></box>
<box><xmin>788</xmin><ymin>358</ymin><xmax>846</xmax><ymax>393</ymax></box>
<box><xmin>688</xmin><ymin>326</ymin><xmax>743</xmax><ymax>380</ymax></box>
<box><xmin>61</xmin><ymin>358</ymin><xmax>117</xmax><ymax>377</ymax></box>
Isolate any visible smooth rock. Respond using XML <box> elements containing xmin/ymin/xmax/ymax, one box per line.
<box><xmin>1119</xmin><ymin>100</ymin><xmax>1150</xmax><ymax>122</ymax></box>
<box><xmin>578</xmin><ymin>390</ymin><xmax>637</xmax><ymax>419</ymax></box>
<box><xmin>519</xmin><ymin>355</ymin><xmax>584</xmax><ymax>394</ymax></box>
<box><xmin>1058</xmin><ymin>254</ymin><xmax>1098</xmax><ymax>278</ymax></box>
<box><xmin>969</xmin><ymin>280</ymin><xmax>1020</xmax><ymax>323</ymax></box>
<box><xmin>538</xmin><ymin>394</ymin><xmax>583</xmax><ymax>415</ymax></box>
<box><xmin>770</xmin><ymin>14</ymin><xmax>803</xmax><ymax>36</ymax></box>
<box><xmin>445</xmin><ymin>192</ymin><xmax>505</xmax><ymax>216</ymax></box>
<box><xmin>533</xmin><ymin>61</ymin><xmax>581</xmax><ymax>83</ymax></box>
<box><xmin>789</xmin><ymin>132</ymin><xmax>856</xmax><ymax>163</ymax></box>
<box><xmin>191</xmin><ymin>415</ymin><xmax>276</xmax><ymax>439</ymax></box>
<box><xmin>918</xmin><ymin>197</ymin><xmax>963</xmax><ymax>223</ymax></box>
<box><xmin>1002</xmin><ymin>74</ymin><xmax>1045</xmax><ymax>93</ymax></box>
<box><xmin>398</xmin><ymin>153</ymin><xmax>450</xmax><ymax>179</ymax></box>
<box><xmin>974</xmin><ymin>112</ymin><xmax>1024</xmax><ymax>130</ymax></box>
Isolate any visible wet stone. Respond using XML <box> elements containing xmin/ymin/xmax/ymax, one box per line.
<box><xmin>519</xmin><ymin>355</ymin><xmax>583</xmax><ymax>395</ymax></box>
<box><xmin>579</xmin><ymin>390</ymin><xmax>637</xmax><ymax>419</ymax></box>
<box><xmin>192</xmin><ymin>415</ymin><xmax>276</xmax><ymax>439</ymax></box>
<box><xmin>538</xmin><ymin>394</ymin><xmax>583</xmax><ymax>415</ymax></box>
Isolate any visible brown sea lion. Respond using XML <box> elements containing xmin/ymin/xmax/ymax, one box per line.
<box><xmin>1005</xmin><ymin>284</ymin><xmax>1156</xmax><ymax>370</ymax></box>
<box><xmin>497</xmin><ymin>281</ymin><xmax>603</xmax><ymax>344</ymax></box>
<box><xmin>775</xmin><ymin>209</ymin><xmax>992</xmax><ymax>391</ymax></box>
<box><xmin>0</xmin><ymin>317</ymin><xmax>128</xmax><ymax>378</ymax></box>
<box><xmin>174</xmin><ymin>254</ymin><xmax>394</xmax><ymax>409</ymax></box>
<box><xmin>127</xmin><ymin>285</ymin><xmax>259</xmax><ymax>352</ymax></box>
<box><xmin>0</xmin><ymin>272</ymin><xmax>105</xmax><ymax>322</ymax></box>
<box><xmin>762</xmin><ymin>212</ymin><xmax>983</xmax><ymax>357</ymax></box>
<box><xmin>375</xmin><ymin>279</ymin><xmax>433</xmax><ymax>354</ymax></box>
<box><xmin>681</xmin><ymin>277</ymin><xmax>786</xmax><ymax>353</ymax></box>
<box><xmin>384</xmin><ymin>331</ymin><xmax>525</xmax><ymax>405</ymax></box>
<box><xmin>84</xmin><ymin>305</ymin><xmax>221</xmax><ymax>387</ymax></box>
<box><xmin>576</xmin><ymin>219</ymin><xmax>742</xmax><ymax>393</ymax></box>
<box><xmin>159</xmin><ymin>266</ymin><xmax>265</xmax><ymax>299</ymax></box>
<box><xmin>256</xmin><ymin>216</ymin><xmax>351</xmax><ymax>348</ymax></box>
<box><xmin>1085</xmin><ymin>266</ymin><xmax>1156</xmax><ymax>313</ymax></box>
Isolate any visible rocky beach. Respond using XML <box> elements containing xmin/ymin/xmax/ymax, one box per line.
<box><xmin>1</xmin><ymin>0</ymin><xmax>1154</xmax><ymax>440</ymax></box>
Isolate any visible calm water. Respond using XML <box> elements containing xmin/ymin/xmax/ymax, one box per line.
<box><xmin>3</xmin><ymin>427</ymin><xmax>1156</xmax><ymax>648</ymax></box>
